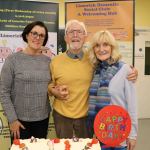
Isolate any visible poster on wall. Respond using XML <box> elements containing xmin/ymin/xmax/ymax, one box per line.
<box><xmin>66</xmin><ymin>0</ymin><xmax>134</xmax><ymax>65</ymax></box>
<box><xmin>0</xmin><ymin>0</ymin><xmax>58</xmax><ymax>70</ymax></box>
<box><xmin>0</xmin><ymin>0</ymin><xmax>58</xmax><ymax>149</ymax></box>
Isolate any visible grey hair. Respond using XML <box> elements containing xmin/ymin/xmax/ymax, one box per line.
<box><xmin>65</xmin><ymin>19</ymin><xmax>87</xmax><ymax>35</ymax></box>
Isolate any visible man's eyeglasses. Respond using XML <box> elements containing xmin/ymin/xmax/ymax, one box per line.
<box><xmin>66</xmin><ymin>30</ymin><xmax>85</xmax><ymax>36</ymax></box>
<box><xmin>30</xmin><ymin>31</ymin><xmax>45</xmax><ymax>40</ymax></box>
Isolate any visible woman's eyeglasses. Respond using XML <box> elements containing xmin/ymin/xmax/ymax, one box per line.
<box><xmin>30</xmin><ymin>31</ymin><xmax>45</xmax><ymax>40</ymax></box>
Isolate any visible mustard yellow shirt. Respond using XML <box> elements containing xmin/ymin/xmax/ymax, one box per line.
<box><xmin>50</xmin><ymin>52</ymin><xmax>93</xmax><ymax>118</ymax></box>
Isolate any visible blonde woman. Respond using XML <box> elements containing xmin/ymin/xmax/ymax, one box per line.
<box><xmin>87</xmin><ymin>30</ymin><xmax>137</xmax><ymax>150</ymax></box>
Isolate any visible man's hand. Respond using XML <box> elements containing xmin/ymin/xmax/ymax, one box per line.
<box><xmin>10</xmin><ymin>120</ymin><xmax>25</xmax><ymax>139</ymax></box>
<box><xmin>48</xmin><ymin>84</ymin><xmax>69</xmax><ymax>100</ymax></box>
<box><xmin>126</xmin><ymin>138</ymin><xmax>136</xmax><ymax>150</ymax></box>
<box><xmin>127</xmin><ymin>67</ymin><xmax>138</xmax><ymax>82</ymax></box>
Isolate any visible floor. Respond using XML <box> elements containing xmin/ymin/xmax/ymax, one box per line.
<box><xmin>135</xmin><ymin>119</ymin><xmax>150</xmax><ymax>150</ymax></box>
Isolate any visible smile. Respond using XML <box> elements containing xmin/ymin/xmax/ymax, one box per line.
<box><xmin>99</xmin><ymin>50</ymin><xmax>108</xmax><ymax>55</ymax></box>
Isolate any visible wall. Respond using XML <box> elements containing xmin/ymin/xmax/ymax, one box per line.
<box><xmin>135</xmin><ymin>0</ymin><xmax>150</xmax><ymax>118</ymax></box>
<box><xmin>135</xmin><ymin>0</ymin><xmax>150</xmax><ymax>27</ymax></box>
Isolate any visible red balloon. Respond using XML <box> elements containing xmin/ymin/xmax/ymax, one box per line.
<box><xmin>94</xmin><ymin>105</ymin><xmax>131</xmax><ymax>147</ymax></box>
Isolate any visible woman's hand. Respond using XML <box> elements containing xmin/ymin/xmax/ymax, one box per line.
<box><xmin>55</xmin><ymin>85</ymin><xmax>69</xmax><ymax>100</ymax></box>
<box><xmin>48</xmin><ymin>84</ymin><xmax>69</xmax><ymax>100</ymax></box>
<box><xmin>126</xmin><ymin>138</ymin><xmax>136</xmax><ymax>150</ymax></box>
<box><xmin>10</xmin><ymin>120</ymin><xmax>25</xmax><ymax>139</ymax></box>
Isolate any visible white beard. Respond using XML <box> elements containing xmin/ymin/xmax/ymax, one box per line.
<box><xmin>69</xmin><ymin>42</ymin><xmax>83</xmax><ymax>51</ymax></box>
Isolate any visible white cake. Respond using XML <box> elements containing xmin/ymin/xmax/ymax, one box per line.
<box><xmin>11</xmin><ymin>137</ymin><xmax>101</xmax><ymax>150</ymax></box>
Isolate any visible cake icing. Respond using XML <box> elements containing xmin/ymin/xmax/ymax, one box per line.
<box><xmin>10</xmin><ymin>137</ymin><xmax>101</xmax><ymax>150</ymax></box>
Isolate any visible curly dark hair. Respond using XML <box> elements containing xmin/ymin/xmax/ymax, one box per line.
<box><xmin>22</xmin><ymin>21</ymin><xmax>48</xmax><ymax>46</ymax></box>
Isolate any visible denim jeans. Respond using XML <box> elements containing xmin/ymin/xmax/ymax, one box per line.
<box><xmin>101</xmin><ymin>146</ymin><xmax>127</xmax><ymax>150</ymax></box>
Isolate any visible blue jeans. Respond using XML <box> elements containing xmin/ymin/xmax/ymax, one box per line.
<box><xmin>102</xmin><ymin>146</ymin><xmax>127</xmax><ymax>150</ymax></box>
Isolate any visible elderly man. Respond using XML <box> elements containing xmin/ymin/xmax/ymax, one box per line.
<box><xmin>48</xmin><ymin>19</ymin><xmax>137</xmax><ymax>138</ymax></box>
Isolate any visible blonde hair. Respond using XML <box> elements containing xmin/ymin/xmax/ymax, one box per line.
<box><xmin>89</xmin><ymin>30</ymin><xmax>121</xmax><ymax>67</ymax></box>
<box><xmin>65</xmin><ymin>19</ymin><xmax>87</xmax><ymax>36</ymax></box>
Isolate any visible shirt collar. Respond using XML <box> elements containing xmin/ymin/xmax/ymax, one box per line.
<box><xmin>66</xmin><ymin>50</ymin><xmax>84</xmax><ymax>60</ymax></box>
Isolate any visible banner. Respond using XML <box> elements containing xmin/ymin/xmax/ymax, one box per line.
<box><xmin>66</xmin><ymin>0</ymin><xmax>134</xmax><ymax>65</ymax></box>
<box><xmin>0</xmin><ymin>0</ymin><xmax>58</xmax><ymax>149</ymax></box>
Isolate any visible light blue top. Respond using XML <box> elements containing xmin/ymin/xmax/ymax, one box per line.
<box><xmin>109</xmin><ymin>63</ymin><xmax>138</xmax><ymax>144</ymax></box>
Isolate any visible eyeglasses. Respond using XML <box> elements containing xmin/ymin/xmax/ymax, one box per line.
<box><xmin>30</xmin><ymin>31</ymin><xmax>45</xmax><ymax>40</ymax></box>
<box><xmin>66</xmin><ymin>30</ymin><xmax>85</xmax><ymax>36</ymax></box>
